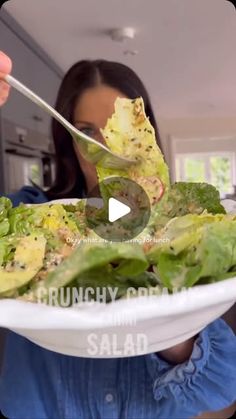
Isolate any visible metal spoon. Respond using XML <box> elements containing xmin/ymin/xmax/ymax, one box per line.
<box><xmin>4</xmin><ymin>74</ymin><xmax>137</xmax><ymax>169</ymax></box>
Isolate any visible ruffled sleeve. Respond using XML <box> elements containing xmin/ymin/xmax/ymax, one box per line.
<box><xmin>146</xmin><ymin>318</ymin><xmax>236</xmax><ymax>418</ymax></box>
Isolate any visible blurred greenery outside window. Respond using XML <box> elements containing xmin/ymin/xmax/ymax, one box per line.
<box><xmin>175</xmin><ymin>152</ymin><xmax>235</xmax><ymax>198</ymax></box>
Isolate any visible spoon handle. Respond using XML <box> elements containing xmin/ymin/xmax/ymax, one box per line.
<box><xmin>4</xmin><ymin>74</ymin><xmax>82</xmax><ymax>139</ymax></box>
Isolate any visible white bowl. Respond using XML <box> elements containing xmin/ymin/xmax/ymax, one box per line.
<box><xmin>0</xmin><ymin>277</ymin><xmax>235</xmax><ymax>357</ymax></box>
<box><xmin>0</xmin><ymin>198</ymin><xmax>235</xmax><ymax>357</ymax></box>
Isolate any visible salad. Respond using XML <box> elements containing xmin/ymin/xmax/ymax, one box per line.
<box><xmin>0</xmin><ymin>97</ymin><xmax>236</xmax><ymax>305</ymax></box>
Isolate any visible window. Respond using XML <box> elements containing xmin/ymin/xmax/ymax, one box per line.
<box><xmin>175</xmin><ymin>152</ymin><xmax>235</xmax><ymax>198</ymax></box>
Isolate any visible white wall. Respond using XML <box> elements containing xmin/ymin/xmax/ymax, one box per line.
<box><xmin>158</xmin><ymin>116</ymin><xmax>236</xmax><ymax>179</ymax></box>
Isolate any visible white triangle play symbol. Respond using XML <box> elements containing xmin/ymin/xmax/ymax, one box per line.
<box><xmin>108</xmin><ymin>198</ymin><xmax>131</xmax><ymax>222</ymax></box>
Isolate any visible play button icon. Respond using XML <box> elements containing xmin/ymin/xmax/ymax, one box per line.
<box><xmin>108</xmin><ymin>198</ymin><xmax>131</xmax><ymax>222</ymax></box>
<box><xmin>85</xmin><ymin>177</ymin><xmax>151</xmax><ymax>242</ymax></box>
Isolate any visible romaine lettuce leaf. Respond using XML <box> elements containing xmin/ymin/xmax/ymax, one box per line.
<box><xmin>8</xmin><ymin>203</ymin><xmax>79</xmax><ymax>235</ymax></box>
<box><xmin>148</xmin><ymin>215</ymin><xmax>236</xmax><ymax>290</ymax></box>
<box><xmin>147</xmin><ymin>182</ymin><xmax>226</xmax><ymax>236</ymax></box>
<box><xmin>30</xmin><ymin>242</ymin><xmax>149</xmax><ymax>300</ymax></box>
<box><xmin>0</xmin><ymin>197</ymin><xmax>12</xmax><ymax>237</ymax></box>
<box><xmin>96</xmin><ymin>98</ymin><xmax>169</xmax><ymax>206</ymax></box>
<box><xmin>169</xmin><ymin>182</ymin><xmax>226</xmax><ymax>215</ymax></box>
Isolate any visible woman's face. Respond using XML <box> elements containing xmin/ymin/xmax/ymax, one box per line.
<box><xmin>73</xmin><ymin>84</ymin><xmax>127</xmax><ymax>192</ymax></box>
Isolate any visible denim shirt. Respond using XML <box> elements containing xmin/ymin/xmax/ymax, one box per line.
<box><xmin>0</xmin><ymin>186</ymin><xmax>236</xmax><ymax>419</ymax></box>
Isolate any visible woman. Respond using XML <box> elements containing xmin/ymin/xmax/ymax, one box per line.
<box><xmin>0</xmin><ymin>50</ymin><xmax>236</xmax><ymax>419</ymax></box>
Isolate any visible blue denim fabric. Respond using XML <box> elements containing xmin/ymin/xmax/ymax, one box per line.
<box><xmin>6</xmin><ymin>185</ymin><xmax>48</xmax><ymax>207</ymax></box>
<box><xmin>0</xmin><ymin>320</ymin><xmax>235</xmax><ymax>419</ymax></box>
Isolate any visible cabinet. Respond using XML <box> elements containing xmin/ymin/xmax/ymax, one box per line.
<box><xmin>0</xmin><ymin>17</ymin><xmax>62</xmax><ymax>139</ymax></box>
<box><xmin>0</xmin><ymin>12</ymin><xmax>63</xmax><ymax>194</ymax></box>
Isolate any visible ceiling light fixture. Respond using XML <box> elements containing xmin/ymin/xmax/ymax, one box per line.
<box><xmin>109</xmin><ymin>27</ymin><xmax>136</xmax><ymax>42</ymax></box>
<box><xmin>123</xmin><ymin>49</ymin><xmax>139</xmax><ymax>56</ymax></box>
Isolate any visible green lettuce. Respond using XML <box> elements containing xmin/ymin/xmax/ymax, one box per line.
<box><xmin>0</xmin><ymin>197</ymin><xmax>12</xmax><ymax>238</ymax></box>
<box><xmin>8</xmin><ymin>203</ymin><xmax>79</xmax><ymax>235</ymax></box>
<box><xmin>148</xmin><ymin>214</ymin><xmax>236</xmax><ymax>290</ymax></box>
<box><xmin>148</xmin><ymin>182</ymin><xmax>226</xmax><ymax>234</ymax></box>
<box><xmin>30</xmin><ymin>242</ymin><xmax>149</xmax><ymax>301</ymax></box>
<box><xmin>56</xmin><ymin>269</ymin><xmax>160</xmax><ymax>304</ymax></box>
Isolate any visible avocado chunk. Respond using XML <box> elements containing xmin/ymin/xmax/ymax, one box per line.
<box><xmin>0</xmin><ymin>233</ymin><xmax>46</xmax><ymax>296</ymax></box>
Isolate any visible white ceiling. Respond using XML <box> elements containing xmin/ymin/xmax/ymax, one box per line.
<box><xmin>4</xmin><ymin>0</ymin><xmax>236</xmax><ymax>118</ymax></box>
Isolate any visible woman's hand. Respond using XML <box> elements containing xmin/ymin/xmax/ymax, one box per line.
<box><xmin>194</xmin><ymin>401</ymin><xmax>236</xmax><ymax>419</ymax></box>
<box><xmin>158</xmin><ymin>336</ymin><xmax>195</xmax><ymax>364</ymax></box>
<box><xmin>0</xmin><ymin>51</ymin><xmax>12</xmax><ymax>106</ymax></box>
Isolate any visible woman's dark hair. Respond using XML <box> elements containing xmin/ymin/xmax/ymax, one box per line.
<box><xmin>46</xmin><ymin>59</ymin><xmax>162</xmax><ymax>200</ymax></box>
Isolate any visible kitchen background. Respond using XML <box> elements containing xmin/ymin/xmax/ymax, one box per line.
<box><xmin>0</xmin><ymin>0</ymin><xmax>236</xmax><ymax>198</ymax></box>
